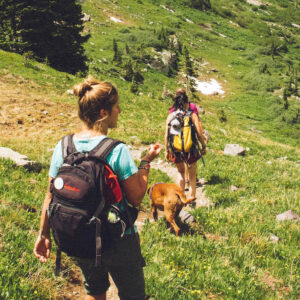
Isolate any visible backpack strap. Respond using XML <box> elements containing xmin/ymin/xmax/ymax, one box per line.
<box><xmin>89</xmin><ymin>137</ymin><xmax>122</xmax><ymax>161</ymax></box>
<box><xmin>61</xmin><ymin>134</ymin><xmax>76</xmax><ymax>159</ymax></box>
<box><xmin>88</xmin><ymin>137</ymin><xmax>123</xmax><ymax>266</ymax></box>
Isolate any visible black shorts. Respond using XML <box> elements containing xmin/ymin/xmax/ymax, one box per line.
<box><xmin>73</xmin><ymin>233</ymin><xmax>145</xmax><ymax>299</ymax></box>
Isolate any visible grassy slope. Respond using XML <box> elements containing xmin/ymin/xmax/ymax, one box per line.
<box><xmin>0</xmin><ymin>0</ymin><xmax>299</xmax><ymax>299</ymax></box>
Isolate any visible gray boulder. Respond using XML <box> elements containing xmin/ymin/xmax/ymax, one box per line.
<box><xmin>178</xmin><ymin>210</ymin><xmax>194</xmax><ymax>224</ymax></box>
<box><xmin>0</xmin><ymin>147</ymin><xmax>41</xmax><ymax>172</ymax></box>
<box><xmin>224</xmin><ymin>144</ymin><xmax>246</xmax><ymax>156</ymax></box>
<box><xmin>276</xmin><ymin>210</ymin><xmax>300</xmax><ymax>222</ymax></box>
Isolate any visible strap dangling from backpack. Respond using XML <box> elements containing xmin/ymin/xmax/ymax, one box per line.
<box><xmin>55</xmin><ymin>247</ymin><xmax>62</xmax><ymax>276</ymax></box>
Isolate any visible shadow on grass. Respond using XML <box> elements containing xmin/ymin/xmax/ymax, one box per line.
<box><xmin>214</xmin><ymin>195</ymin><xmax>239</xmax><ymax>208</ymax></box>
<box><xmin>166</xmin><ymin>217</ymin><xmax>207</xmax><ymax>238</ymax></box>
<box><xmin>206</xmin><ymin>175</ymin><xmax>231</xmax><ymax>185</ymax></box>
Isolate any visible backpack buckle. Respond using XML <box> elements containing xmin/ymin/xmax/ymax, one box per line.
<box><xmin>88</xmin><ymin>216</ymin><xmax>100</xmax><ymax>225</ymax></box>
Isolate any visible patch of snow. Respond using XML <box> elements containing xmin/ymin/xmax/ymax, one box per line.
<box><xmin>246</xmin><ymin>0</ymin><xmax>261</xmax><ymax>5</ymax></box>
<box><xmin>160</xmin><ymin>5</ymin><xmax>175</xmax><ymax>13</ymax></box>
<box><xmin>110</xmin><ymin>16</ymin><xmax>123</xmax><ymax>23</ymax></box>
<box><xmin>190</xmin><ymin>77</ymin><xmax>225</xmax><ymax>95</ymax></box>
<box><xmin>186</xmin><ymin>19</ymin><xmax>194</xmax><ymax>24</ymax></box>
<box><xmin>219</xmin><ymin>33</ymin><xmax>227</xmax><ymax>38</ymax></box>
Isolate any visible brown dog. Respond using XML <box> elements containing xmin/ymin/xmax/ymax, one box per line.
<box><xmin>147</xmin><ymin>183</ymin><xmax>196</xmax><ymax>236</ymax></box>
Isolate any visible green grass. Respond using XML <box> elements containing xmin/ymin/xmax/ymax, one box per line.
<box><xmin>0</xmin><ymin>0</ymin><xmax>299</xmax><ymax>298</ymax></box>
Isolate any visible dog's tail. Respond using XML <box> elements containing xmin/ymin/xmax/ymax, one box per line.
<box><xmin>176</xmin><ymin>191</ymin><xmax>196</xmax><ymax>205</ymax></box>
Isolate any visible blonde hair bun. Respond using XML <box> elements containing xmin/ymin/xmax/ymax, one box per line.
<box><xmin>73</xmin><ymin>76</ymin><xmax>99</xmax><ymax>98</ymax></box>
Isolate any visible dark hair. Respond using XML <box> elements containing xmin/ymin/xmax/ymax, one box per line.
<box><xmin>172</xmin><ymin>93</ymin><xmax>189</xmax><ymax>111</ymax></box>
<box><xmin>73</xmin><ymin>76</ymin><xmax>118</xmax><ymax>129</ymax></box>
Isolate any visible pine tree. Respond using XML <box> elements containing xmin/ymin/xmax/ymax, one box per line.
<box><xmin>46</xmin><ymin>0</ymin><xmax>89</xmax><ymax>73</ymax></box>
<box><xmin>183</xmin><ymin>46</ymin><xmax>194</xmax><ymax>76</ymax></box>
<box><xmin>283</xmin><ymin>88</ymin><xmax>289</xmax><ymax>110</ymax></box>
<box><xmin>0</xmin><ymin>0</ymin><xmax>26</xmax><ymax>51</ymax></box>
<box><xmin>113</xmin><ymin>38</ymin><xmax>122</xmax><ymax>64</ymax></box>
<box><xmin>125</xmin><ymin>43</ymin><xmax>130</xmax><ymax>55</ymax></box>
<box><xmin>123</xmin><ymin>59</ymin><xmax>134</xmax><ymax>81</ymax></box>
<box><xmin>0</xmin><ymin>0</ymin><xmax>89</xmax><ymax>74</ymax></box>
<box><xmin>188</xmin><ymin>0</ymin><xmax>211</xmax><ymax>10</ymax></box>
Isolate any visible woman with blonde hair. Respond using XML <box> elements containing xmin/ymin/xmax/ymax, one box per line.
<box><xmin>34</xmin><ymin>76</ymin><xmax>161</xmax><ymax>300</ymax></box>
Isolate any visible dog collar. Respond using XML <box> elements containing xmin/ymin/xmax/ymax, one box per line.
<box><xmin>149</xmin><ymin>182</ymin><xmax>164</xmax><ymax>201</ymax></box>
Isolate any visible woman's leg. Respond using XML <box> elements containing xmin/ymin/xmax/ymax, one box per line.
<box><xmin>184</xmin><ymin>163</ymin><xmax>189</xmax><ymax>190</ymax></box>
<box><xmin>176</xmin><ymin>161</ymin><xmax>185</xmax><ymax>191</ymax></box>
<box><xmin>187</xmin><ymin>162</ymin><xmax>197</xmax><ymax>198</ymax></box>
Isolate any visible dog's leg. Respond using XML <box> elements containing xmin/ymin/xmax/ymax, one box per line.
<box><xmin>177</xmin><ymin>192</ymin><xmax>196</xmax><ymax>205</ymax></box>
<box><xmin>182</xmin><ymin>197</ymin><xmax>196</xmax><ymax>205</ymax></box>
<box><xmin>165</xmin><ymin>211</ymin><xmax>180</xmax><ymax>236</ymax></box>
<box><xmin>151</xmin><ymin>204</ymin><xmax>158</xmax><ymax>221</ymax></box>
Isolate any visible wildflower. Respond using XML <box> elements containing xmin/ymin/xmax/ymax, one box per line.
<box><xmin>34</xmin><ymin>291</ymin><xmax>38</xmax><ymax>295</ymax></box>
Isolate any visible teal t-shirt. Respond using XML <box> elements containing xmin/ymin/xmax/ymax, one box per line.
<box><xmin>49</xmin><ymin>135</ymin><xmax>138</xmax><ymax>234</ymax></box>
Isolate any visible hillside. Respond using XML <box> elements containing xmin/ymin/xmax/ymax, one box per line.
<box><xmin>0</xmin><ymin>0</ymin><xmax>299</xmax><ymax>299</ymax></box>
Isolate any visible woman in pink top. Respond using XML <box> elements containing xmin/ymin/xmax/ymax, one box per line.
<box><xmin>169</xmin><ymin>88</ymin><xmax>199</xmax><ymax>116</ymax></box>
<box><xmin>165</xmin><ymin>88</ymin><xmax>206</xmax><ymax>198</ymax></box>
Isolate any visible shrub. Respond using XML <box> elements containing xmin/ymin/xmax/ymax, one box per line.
<box><xmin>245</xmin><ymin>72</ymin><xmax>280</xmax><ymax>92</ymax></box>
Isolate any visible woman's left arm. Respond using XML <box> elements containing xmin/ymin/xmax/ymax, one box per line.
<box><xmin>191</xmin><ymin>113</ymin><xmax>206</xmax><ymax>154</ymax></box>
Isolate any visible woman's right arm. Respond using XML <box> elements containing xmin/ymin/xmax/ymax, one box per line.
<box><xmin>121</xmin><ymin>144</ymin><xmax>161</xmax><ymax>207</ymax></box>
<box><xmin>33</xmin><ymin>177</ymin><xmax>52</xmax><ymax>263</ymax></box>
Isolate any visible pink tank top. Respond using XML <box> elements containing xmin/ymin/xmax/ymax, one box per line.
<box><xmin>169</xmin><ymin>103</ymin><xmax>198</xmax><ymax>116</ymax></box>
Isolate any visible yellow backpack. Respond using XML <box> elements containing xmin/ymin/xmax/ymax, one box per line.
<box><xmin>169</xmin><ymin>110</ymin><xmax>194</xmax><ymax>153</ymax></box>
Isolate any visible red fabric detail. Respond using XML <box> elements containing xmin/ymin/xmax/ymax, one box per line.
<box><xmin>104</xmin><ymin>165</ymin><xmax>122</xmax><ymax>204</ymax></box>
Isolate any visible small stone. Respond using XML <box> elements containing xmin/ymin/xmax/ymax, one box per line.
<box><xmin>270</xmin><ymin>235</ymin><xmax>279</xmax><ymax>243</ymax></box>
<box><xmin>220</xmin><ymin>129</ymin><xmax>227</xmax><ymax>136</ymax></box>
<box><xmin>66</xmin><ymin>89</ymin><xmax>74</xmax><ymax>95</ymax></box>
<box><xmin>43</xmin><ymin>110</ymin><xmax>48</xmax><ymax>115</ymax></box>
<box><xmin>230</xmin><ymin>185</ymin><xmax>238</xmax><ymax>191</ymax></box>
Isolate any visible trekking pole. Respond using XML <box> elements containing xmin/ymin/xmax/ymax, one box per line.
<box><xmin>201</xmin><ymin>155</ymin><xmax>205</xmax><ymax>167</ymax></box>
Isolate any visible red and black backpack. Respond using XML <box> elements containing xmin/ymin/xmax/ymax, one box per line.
<box><xmin>48</xmin><ymin>135</ymin><xmax>139</xmax><ymax>275</ymax></box>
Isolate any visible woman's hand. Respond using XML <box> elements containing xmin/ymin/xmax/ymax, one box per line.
<box><xmin>165</xmin><ymin>150</ymin><xmax>169</xmax><ymax>162</ymax></box>
<box><xmin>142</xmin><ymin>143</ymin><xmax>162</xmax><ymax>162</ymax></box>
<box><xmin>201</xmin><ymin>146</ymin><xmax>206</xmax><ymax>156</ymax></box>
<box><xmin>34</xmin><ymin>235</ymin><xmax>51</xmax><ymax>263</ymax></box>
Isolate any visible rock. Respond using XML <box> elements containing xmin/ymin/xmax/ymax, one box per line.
<box><xmin>81</xmin><ymin>13</ymin><xmax>90</xmax><ymax>22</ymax></box>
<box><xmin>276</xmin><ymin>210</ymin><xmax>300</xmax><ymax>222</ymax></box>
<box><xmin>224</xmin><ymin>144</ymin><xmax>246</xmax><ymax>156</ymax></box>
<box><xmin>196</xmin><ymin>104</ymin><xmax>205</xmax><ymax>115</ymax></box>
<box><xmin>220</xmin><ymin>129</ymin><xmax>227</xmax><ymax>136</ymax></box>
<box><xmin>269</xmin><ymin>235</ymin><xmax>279</xmax><ymax>243</ymax></box>
<box><xmin>0</xmin><ymin>147</ymin><xmax>41</xmax><ymax>172</ymax></box>
<box><xmin>230</xmin><ymin>185</ymin><xmax>238</xmax><ymax>191</ymax></box>
<box><xmin>178</xmin><ymin>210</ymin><xmax>194</xmax><ymax>224</ymax></box>
<box><xmin>151</xmin><ymin>51</ymin><xmax>178</xmax><ymax>73</ymax></box>
<box><xmin>170</xmin><ymin>35</ymin><xmax>180</xmax><ymax>50</ymax></box>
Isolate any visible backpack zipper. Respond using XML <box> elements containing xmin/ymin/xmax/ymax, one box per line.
<box><xmin>54</xmin><ymin>202</ymin><xmax>90</xmax><ymax>218</ymax></box>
